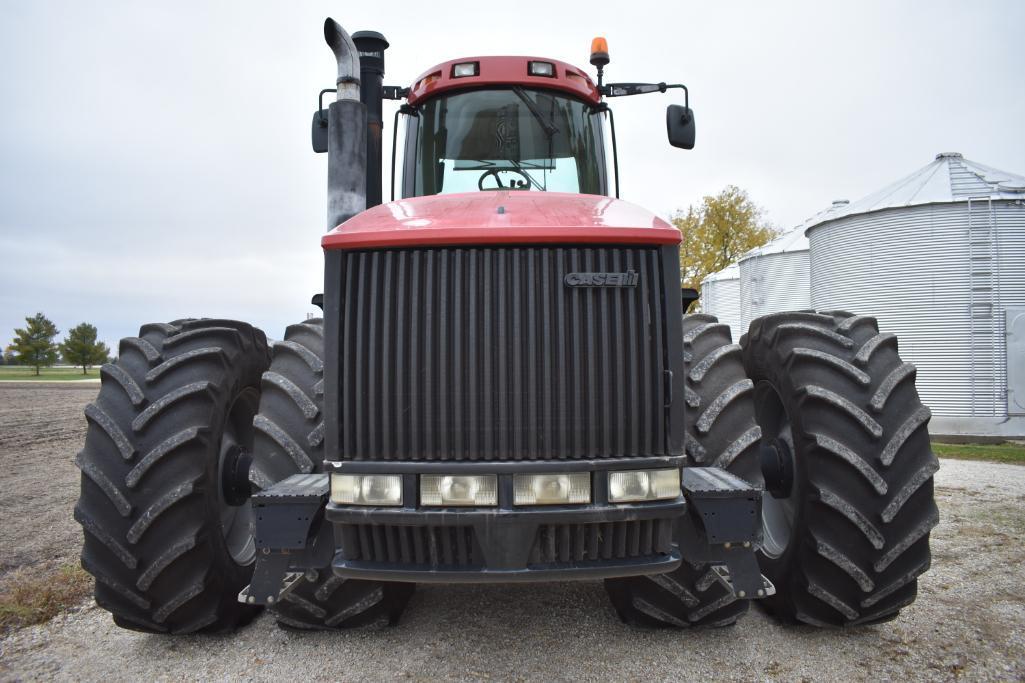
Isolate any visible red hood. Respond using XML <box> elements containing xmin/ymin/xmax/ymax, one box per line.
<box><xmin>322</xmin><ymin>192</ymin><xmax>680</xmax><ymax>250</ymax></box>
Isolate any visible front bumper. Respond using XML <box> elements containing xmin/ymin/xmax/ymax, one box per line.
<box><xmin>324</xmin><ymin>455</ymin><xmax>688</xmax><ymax>582</ymax></box>
<box><xmin>241</xmin><ymin>460</ymin><xmax>767</xmax><ymax>603</ymax></box>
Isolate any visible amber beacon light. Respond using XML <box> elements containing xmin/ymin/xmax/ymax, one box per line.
<box><xmin>589</xmin><ymin>37</ymin><xmax>609</xmax><ymax>67</ymax></box>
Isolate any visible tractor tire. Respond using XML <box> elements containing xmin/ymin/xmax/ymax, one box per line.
<box><xmin>741</xmin><ymin>311</ymin><xmax>939</xmax><ymax>627</ymax></box>
<box><xmin>75</xmin><ymin>319</ymin><xmax>270</xmax><ymax>634</ymax></box>
<box><xmin>604</xmin><ymin>314</ymin><xmax>762</xmax><ymax>628</ymax></box>
<box><xmin>252</xmin><ymin>319</ymin><xmax>415</xmax><ymax>630</ymax></box>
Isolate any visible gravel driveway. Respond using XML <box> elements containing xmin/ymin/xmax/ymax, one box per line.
<box><xmin>0</xmin><ymin>383</ymin><xmax>1023</xmax><ymax>681</ymax></box>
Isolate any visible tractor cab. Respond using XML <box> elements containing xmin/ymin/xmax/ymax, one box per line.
<box><xmin>312</xmin><ymin>40</ymin><xmax>696</xmax><ymax>207</ymax></box>
<box><xmin>401</xmin><ymin>81</ymin><xmax>609</xmax><ymax>196</ymax></box>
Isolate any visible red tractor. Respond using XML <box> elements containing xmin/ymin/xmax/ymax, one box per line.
<box><xmin>74</xmin><ymin>18</ymin><xmax>938</xmax><ymax>633</ymax></box>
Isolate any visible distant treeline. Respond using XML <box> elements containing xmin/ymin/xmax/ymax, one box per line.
<box><xmin>3</xmin><ymin>313</ymin><xmax>112</xmax><ymax>375</ymax></box>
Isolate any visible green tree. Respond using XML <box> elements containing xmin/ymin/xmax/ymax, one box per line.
<box><xmin>672</xmin><ymin>185</ymin><xmax>779</xmax><ymax>303</ymax></box>
<box><xmin>60</xmin><ymin>323</ymin><xmax>111</xmax><ymax>375</ymax></box>
<box><xmin>11</xmin><ymin>313</ymin><xmax>60</xmax><ymax>376</ymax></box>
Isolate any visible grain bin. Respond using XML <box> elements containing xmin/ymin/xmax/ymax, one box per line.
<box><xmin>806</xmin><ymin>152</ymin><xmax>1025</xmax><ymax>437</ymax></box>
<box><xmin>738</xmin><ymin>228</ymin><xmax>810</xmax><ymax>333</ymax></box>
<box><xmin>736</xmin><ymin>202</ymin><xmax>851</xmax><ymax>333</ymax></box>
<box><xmin>699</xmin><ymin>263</ymin><xmax>742</xmax><ymax>341</ymax></box>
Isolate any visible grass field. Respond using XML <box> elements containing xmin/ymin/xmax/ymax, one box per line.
<box><xmin>934</xmin><ymin>441</ymin><xmax>1025</xmax><ymax>465</ymax></box>
<box><xmin>0</xmin><ymin>366</ymin><xmax>100</xmax><ymax>381</ymax></box>
<box><xmin>0</xmin><ymin>564</ymin><xmax>91</xmax><ymax>633</ymax></box>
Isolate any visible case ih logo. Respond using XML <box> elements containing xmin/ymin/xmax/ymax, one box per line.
<box><xmin>564</xmin><ymin>271</ymin><xmax>639</xmax><ymax>287</ymax></box>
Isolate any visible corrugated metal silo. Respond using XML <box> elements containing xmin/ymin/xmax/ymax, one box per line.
<box><xmin>738</xmin><ymin>228</ymin><xmax>810</xmax><ymax>333</ymax></box>
<box><xmin>699</xmin><ymin>263</ymin><xmax>742</xmax><ymax>341</ymax></box>
<box><xmin>807</xmin><ymin>152</ymin><xmax>1025</xmax><ymax>437</ymax></box>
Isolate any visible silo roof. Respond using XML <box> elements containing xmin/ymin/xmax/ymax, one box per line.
<box><xmin>740</xmin><ymin>228</ymin><xmax>808</xmax><ymax>260</ymax></box>
<box><xmin>738</xmin><ymin>199</ymin><xmax>852</xmax><ymax>262</ymax></box>
<box><xmin>701</xmin><ymin>262</ymin><xmax>740</xmax><ymax>283</ymax></box>
<box><xmin>805</xmin><ymin>152</ymin><xmax>1025</xmax><ymax>230</ymax></box>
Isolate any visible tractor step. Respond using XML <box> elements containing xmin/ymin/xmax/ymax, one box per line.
<box><xmin>681</xmin><ymin>466</ymin><xmax>768</xmax><ymax>598</ymax></box>
<box><xmin>682</xmin><ymin>467</ymin><xmax>761</xmax><ymax>546</ymax></box>
<box><xmin>240</xmin><ymin>473</ymin><xmax>331</xmax><ymax>606</ymax></box>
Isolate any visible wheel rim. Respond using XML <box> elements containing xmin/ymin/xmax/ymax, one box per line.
<box><xmin>754</xmin><ymin>381</ymin><xmax>799</xmax><ymax>560</ymax></box>
<box><xmin>217</xmin><ymin>388</ymin><xmax>260</xmax><ymax>566</ymax></box>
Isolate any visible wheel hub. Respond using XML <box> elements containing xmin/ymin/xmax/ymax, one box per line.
<box><xmin>753</xmin><ymin>380</ymin><xmax>800</xmax><ymax>560</ymax></box>
<box><xmin>217</xmin><ymin>387</ymin><xmax>260</xmax><ymax>567</ymax></box>
<box><xmin>760</xmin><ymin>437</ymin><xmax>794</xmax><ymax>499</ymax></box>
<box><xmin>221</xmin><ymin>443</ymin><xmax>254</xmax><ymax>507</ymax></box>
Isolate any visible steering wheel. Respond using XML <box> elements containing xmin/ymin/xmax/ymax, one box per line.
<box><xmin>478</xmin><ymin>169</ymin><xmax>531</xmax><ymax>191</ymax></box>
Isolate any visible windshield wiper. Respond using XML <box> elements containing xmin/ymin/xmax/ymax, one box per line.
<box><xmin>512</xmin><ymin>86</ymin><xmax>559</xmax><ymax>138</ymax></box>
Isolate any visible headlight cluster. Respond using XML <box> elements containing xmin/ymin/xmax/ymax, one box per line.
<box><xmin>608</xmin><ymin>469</ymin><xmax>681</xmax><ymax>503</ymax></box>
<box><xmin>330</xmin><ymin>468</ymin><xmax>681</xmax><ymax>506</ymax></box>
<box><xmin>421</xmin><ymin>475</ymin><xmax>497</xmax><ymax>507</ymax></box>
<box><xmin>330</xmin><ymin>474</ymin><xmax>403</xmax><ymax>506</ymax></box>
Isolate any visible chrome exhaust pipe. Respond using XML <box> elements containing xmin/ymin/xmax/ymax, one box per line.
<box><xmin>324</xmin><ymin>18</ymin><xmax>360</xmax><ymax>102</ymax></box>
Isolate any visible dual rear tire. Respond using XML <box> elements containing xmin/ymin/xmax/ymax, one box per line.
<box><xmin>605</xmin><ymin>311</ymin><xmax>938</xmax><ymax>628</ymax></box>
<box><xmin>76</xmin><ymin>318</ymin><xmax>412</xmax><ymax>634</ymax></box>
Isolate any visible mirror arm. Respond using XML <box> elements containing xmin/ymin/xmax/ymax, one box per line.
<box><xmin>603</xmin><ymin>82</ymin><xmax>689</xmax><ymax>109</ymax></box>
<box><xmin>383</xmin><ymin>85</ymin><xmax>410</xmax><ymax>101</ymax></box>
<box><xmin>317</xmin><ymin>88</ymin><xmax>337</xmax><ymax>124</ymax></box>
<box><xmin>665</xmin><ymin>84</ymin><xmax>689</xmax><ymax>110</ymax></box>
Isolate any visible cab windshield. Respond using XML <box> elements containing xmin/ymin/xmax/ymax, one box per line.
<box><xmin>407</xmin><ymin>88</ymin><xmax>606</xmax><ymax>197</ymax></box>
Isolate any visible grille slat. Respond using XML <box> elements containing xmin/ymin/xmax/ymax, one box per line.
<box><xmin>530</xmin><ymin>521</ymin><xmax>672</xmax><ymax>566</ymax></box>
<box><xmin>649</xmin><ymin>249</ymin><xmax>667</xmax><ymax>450</ymax></box>
<box><xmin>337</xmin><ymin>246</ymin><xmax>668</xmax><ymax>461</ymax></box>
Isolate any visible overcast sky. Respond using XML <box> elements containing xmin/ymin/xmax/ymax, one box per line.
<box><xmin>2</xmin><ymin>1</ymin><xmax>1023</xmax><ymax>351</ymax></box>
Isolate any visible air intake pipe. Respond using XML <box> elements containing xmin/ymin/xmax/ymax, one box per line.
<box><xmin>323</xmin><ymin>18</ymin><xmax>367</xmax><ymax>230</ymax></box>
<box><xmin>351</xmin><ymin>31</ymin><xmax>389</xmax><ymax>209</ymax></box>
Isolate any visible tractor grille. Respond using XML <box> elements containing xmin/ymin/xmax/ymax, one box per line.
<box><xmin>338</xmin><ymin>521</ymin><xmax>673</xmax><ymax>569</ymax></box>
<box><xmin>339</xmin><ymin>524</ymin><xmax>480</xmax><ymax>568</ymax></box>
<box><xmin>335</xmin><ymin>246</ymin><xmax>670</xmax><ymax>461</ymax></box>
<box><xmin>528</xmin><ymin>520</ymin><xmax>674</xmax><ymax>565</ymax></box>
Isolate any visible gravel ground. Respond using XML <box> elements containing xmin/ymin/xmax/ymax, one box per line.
<box><xmin>1</xmin><ymin>383</ymin><xmax>1024</xmax><ymax>682</ymax></box>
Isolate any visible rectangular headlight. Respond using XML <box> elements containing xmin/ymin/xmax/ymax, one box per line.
<box><xmin>514</xmin><ymin>473</ymin><xmax>590</xmax><ymax>505</ymax></box>
<box><xmin>421</xmin><ymin>475</ymin><xmax>497</xmax><ymax>506</ymax></box>
<box><xmin>608</xmin><ymin>469</ymin><xmax>681</xmax><ymax>503</ymax></box>
<box><xmin>451</xmin><ymin>61</ymin><xmax>479</xmax><ymax>78</ymax></box>
<box><xmin>528</xmin><ymin>61</ymin><xmax>555</xmax><ymax>77</ymax></box>
<box><xmin>331</xmin><ymin>474</ymin><xmax>403</xmax><ymax>506</ymax></box>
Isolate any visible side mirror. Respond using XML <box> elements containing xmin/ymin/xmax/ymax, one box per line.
<box><xmin>312</xmin><ymin>111</ymin><xmax>329</xmax><ymax>153</ymax></box>
<box><xmin>666</xmin><ymin>104</ymin><xmax>695</xmax><ymax>150</ymax></box>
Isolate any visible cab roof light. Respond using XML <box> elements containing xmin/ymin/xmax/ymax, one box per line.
<box><xmin>589</xmin><ymin>37</ymin><xmax>609</xmax><ymax>68</ymax></box>
<box><xmin>418</xmin><ymin>71</ymin><xmax>442</xmax><ymax>89</ymax></box>
<box><xmin>528</xmin><ymin>61</ymin><xmax>556</xmax><ymax>78</ymax></box>
<box><xmin>451</xmin><ymin>61</ymin><xmax>479</xmax><ymax>78</ymax></box>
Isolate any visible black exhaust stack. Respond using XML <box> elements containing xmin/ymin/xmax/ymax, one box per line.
<box><xmin>351</xmin><ymin>31</ymin><xmax>389</xmax><ymax>209</ymax></box>
<box><xmin>323</xmin><ymin>19</ymin><xmax>367</xmax><ymax>230</ymax></box>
